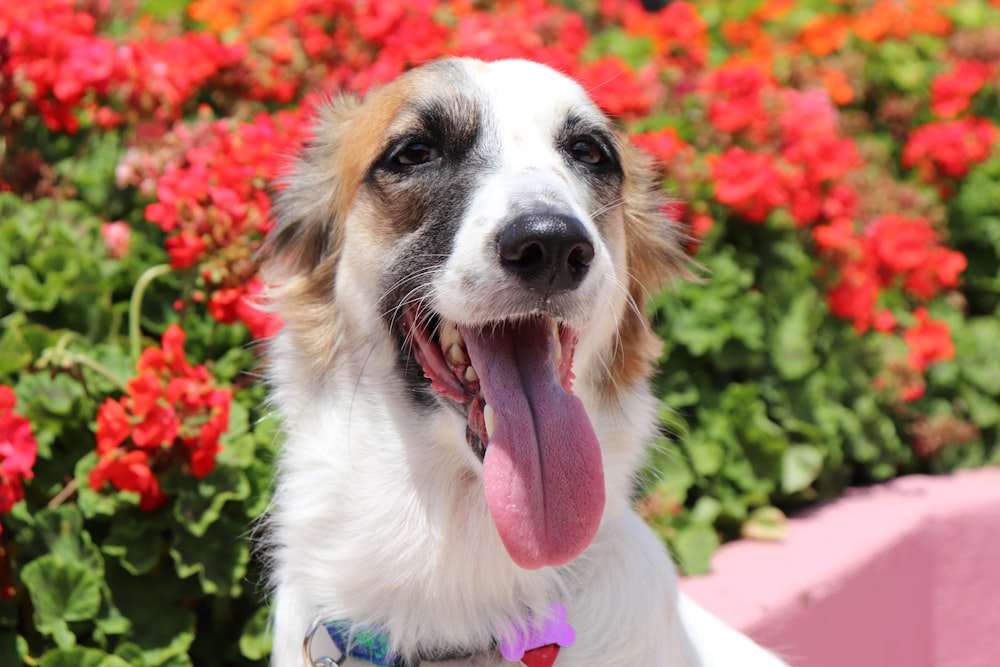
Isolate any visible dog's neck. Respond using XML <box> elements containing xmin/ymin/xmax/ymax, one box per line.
<box><xmin>268</xmin><ymin>329</ymin><xmax>658</xmax><ymax>656</ymax></box>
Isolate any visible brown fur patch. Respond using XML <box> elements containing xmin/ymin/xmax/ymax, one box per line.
<box><xmin>258</xmin><ymin>79</ymin><xmax>419</xmax><ymax>372</ymax></box>
<box><xmin>603</xmin><ymin>138</ymin><xmax>693</xmax><ymax>393</ymax></box>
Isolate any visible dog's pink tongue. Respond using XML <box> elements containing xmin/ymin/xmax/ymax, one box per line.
<box><xmin>460</xmin><ymin>319</ymin><xmax>604</xmax><ymax>570</ymax></box>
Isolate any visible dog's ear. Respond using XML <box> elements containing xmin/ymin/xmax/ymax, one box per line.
<box><xmin>608</xmin><ymin>137</ymin><xmax>694</xmax><ymax>389</ymax></box>
<box><xmin>257</xmin><ymin>96</ymin><xmax>370</xmax><ymax>370</ymax></box>
<box><xmin>259</xmin><ymin>95</ymin><xmax>363</xmax><ymax>283</ymax></box>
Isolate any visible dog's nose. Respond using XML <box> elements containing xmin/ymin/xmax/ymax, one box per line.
<box><xmin>497</xmin><ymin>213</ymin><xmax>594</xmax><ymax>292</ymax></box>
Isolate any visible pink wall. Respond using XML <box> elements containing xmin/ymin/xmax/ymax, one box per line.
<box><xmin>680</xmin><ymin>469</ymin><xmax>1000</xmax><ymax>667</ymax></box>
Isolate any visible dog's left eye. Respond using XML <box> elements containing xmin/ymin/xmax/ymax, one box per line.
<box><xmin>568</xmin><ymin>137</ymin><xmax>609</xmax><ymax>166</ymax></box>
<box><xmin>392</xmin><ymin>142</ymin><xmax>441</xmax><ymax>167</ymax></box>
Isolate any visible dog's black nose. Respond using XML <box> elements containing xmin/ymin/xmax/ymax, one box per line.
<box><xmin>497</xmin><ymin>213</ymin><xmax>594</xmax><ymax>292</ymax></box>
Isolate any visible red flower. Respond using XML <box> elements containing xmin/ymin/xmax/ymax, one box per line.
<box><xmin>632</xmin><ymin>127</ymin><xmax>692</xmax><ymax>163</ymax></box>
<box><xmin>826</xmin><ymin>264</ymin><xmax>880</xmax><ymax>333</ymax></box>
<box><xmin>96</xmin><ymin>398</ymin><xmax>130</xmax><ymax>454</ymax></box>
<box><xmin>813</xmin><ymin>217</ymin><xmax>856</xmax><ymax>253</ymax></box>
<box><xmin>904</xmin><ymin>308</ymin><xmax>955</xmax><ymax>373</ymax></box>
<box><xmin>931</xmin><ymin>60</ymin><xmax>995</xmax><ymax>119</ymax></box>
<box><xmin>0</xmin><ymin>385</ymin><xmax>38</xmax><ymax>522</ymax></box>
<box><xmin>902</xmin><ymin>117</ymin><xmax>999</xmax><ymax>183</ymax></box>
<box><xmin>90</xmin><ymin>326</ymin><xmax>231</xmax><ymax>511</ymax></box>
<box><xmin>711</xmin><ymin>147</ymin><xmax>786</xmax><ymax>222</ymax></box>
<box><xmin>702</xmin><ymin>64</ymin><xmax>771</xmax><ymax>135</ymax></box>
<box><xmin>863</xmin><ymin>215</ymin><xmax>967</xmax><ymax>299</ymax></box>
<box><xmin>573</xmin><ymin>57</ymin><xmax>655</xmax><ymax>119</ymax></box>
<box><xmin>89</xmin><ymin>449</ymin><xmax>166</xmax><ymax>512</ymax></box>
<box><xmin>165</xmin><ymin>232</ymin><xmax>208</xmax><ymax>269</ymax></box>
<box><xmin>131</xmin><ymin>405</ymin><xmax>180</xmax><ymax>449</ymax></box>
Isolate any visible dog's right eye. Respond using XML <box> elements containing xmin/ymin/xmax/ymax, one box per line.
<box><xmin>391</xmin><ymin>142</ymin><xmax>441</xmax><ymax>167</ymax></box>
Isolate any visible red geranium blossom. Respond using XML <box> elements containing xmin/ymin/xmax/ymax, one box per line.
<box><xmin>902</xmin><ymin>116</ymin><xmax>999</xmax><ymax>184</ymax></box>
<box><xmin>89</xmin><ymin>325</ymin><xmax>231</xmax><ymax>511</ymax></box>
<box><xmin>0</xmin><ymin>386</ymin><xmax>38</xmax><ymax>527</ymax></box>
<box><xmin>711</xmin><ymin>147</ymin><xmax>787</xmax><ymax>223</ymax></box>
<box><xmin>930</xmin><ymin>60</ymin><xmax>995</xmax><ymax>119</ymax></box>
<box><xmin>904</xmin><ymin>308</ymin><xmax>955</xmax><ymax>373</ymax></box>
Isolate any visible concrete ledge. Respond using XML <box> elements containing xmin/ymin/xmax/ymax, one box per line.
<box><xmin>680</xmin><ymin>468</ymin><xmax>1000</xmax><ymax>667</ymax></box>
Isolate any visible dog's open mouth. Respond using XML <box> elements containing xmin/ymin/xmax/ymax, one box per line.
<box><xmin>401</xmin><ymin>306</ymin><xmax>606</xmax><ymax>570</ymax></box>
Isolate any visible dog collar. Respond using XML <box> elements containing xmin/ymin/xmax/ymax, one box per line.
<box><xmin>303</xmin><ymin>602</ymin><xmax>575</xmax><ymax>667</ymax></box>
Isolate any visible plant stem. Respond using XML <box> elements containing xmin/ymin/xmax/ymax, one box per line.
<box><xmin>47</xmin><ymin>478</ymin><xmax>78</xmax><ymax>509</ymax></box>
<box><xmin>129</xmin><ymin>263</ymin><xmax>172</xmax><ymax>361</ymax></box>
<box><xmin>70</xmin><ymin>352</ymin><xmax>129</xmax><ymax>392</ymax></box>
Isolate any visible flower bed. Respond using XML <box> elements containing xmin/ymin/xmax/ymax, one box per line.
<box><xmin>2</xmin><ymin>1</ymin><xmax>998</xmax><ymax>664</ymax></box>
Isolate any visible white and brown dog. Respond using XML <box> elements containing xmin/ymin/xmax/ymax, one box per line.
<box><xmin>260</xmin><ymin>58</ymin><xmax>787</xmax><ymax>666</ymax></box>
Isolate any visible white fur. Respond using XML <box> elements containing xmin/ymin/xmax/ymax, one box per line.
<box><xmin>263</xmin><ymin>59</ymin><xmax>788</xmax><ymax>666</ymax></box>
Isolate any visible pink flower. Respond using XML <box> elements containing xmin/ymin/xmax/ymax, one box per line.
<box><xmin>101</xmin><ymin>221</ymin><xmax>131</xmax><ymax>258</ymax></box>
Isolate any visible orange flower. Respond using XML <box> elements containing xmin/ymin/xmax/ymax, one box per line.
<box><xmin>822</xmin><ymin>68</ymin><xmax>854</xmax><ymax>106</ymax></box>
<box><xmin>799</xmin><ymin>14</ymin><xmax>851</xmax><ymax>56</ymax></box>
<box><xmin>853</xmin><ymin>0</ymin><xmax>906</xmax><ymax>41</ymax></box>
<box><xmin>187</xmin><ymin>0</ymin><xmax>242</xmax><ymax>33</ymax></box>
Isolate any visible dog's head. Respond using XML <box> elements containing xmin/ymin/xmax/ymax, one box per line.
<box><xmin>262</xmin><ymin>58</ymin><xmax>688</xmax><ymax>571</ymax></box>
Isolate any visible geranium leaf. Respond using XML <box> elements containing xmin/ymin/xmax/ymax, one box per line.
<box><xmin>781</xmin><ymin>445</ymin><xmax>824</xmax><ymax>494</ymax></box>
<box><xmin>239</xmin><ymin>605</ymin><xmax>273</xmax><ymax>660</ymax></box>
<box><xmin>671</xmin><ymin>524</ymin><xmax>720</xmax><ymax>576</ymax></box>
<box><xmin>40</xmin><ymin>647</ymin><xmax>132</xmax><ymax>667</ymax></box>
<box><xmin>21</xmin><ymin>555</ymin><xmax>103</xmax><ymax>642</ymax></box>
<box><xmin>102</xmin><ymin>520</ymin><xmax>164</xmax><ymax>576</ymax></box>
<box><xmin>741</xmin><ymin>506</ymin><xmax>788</xmax><ymax>542</ymax></box>
<box><xmin>170</xmin><ymin>517</ymin><xmax>249</xmax><ymax>597</ymax></box>
<box><xmin>173</xmin><ymin>465</ymin><xmax>250</xmax><ymax>537</ymax></box>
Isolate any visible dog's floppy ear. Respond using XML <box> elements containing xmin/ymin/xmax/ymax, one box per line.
<box><xmin>608</xmin><ymin>137</ymin><xmax>694</xmax><ymax>389</ymax></box>
<box><xmin>257</xmin><ymin>96</ymin><xmax>369</xmax><ymax>370</ymax></box>
<box><xmin>259</xmin><ymin>95</ymin><xmax>363</xmax><ymax>283</ymax></box>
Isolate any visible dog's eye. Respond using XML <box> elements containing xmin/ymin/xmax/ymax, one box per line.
<box><xmin>392</xmin><ymin>142</ymin><xmax>441</xmax><ymax>167</ymax></box>
<box><xmin>568</xmin><ymin>137</ymin><xmax>608</xmax><ymax>166</ymax></box>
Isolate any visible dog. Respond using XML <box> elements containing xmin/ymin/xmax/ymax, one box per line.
<box><xmin>260</xmin><ymin>57</ymin><xmax>788</xmax><ymax>666</ymax></box>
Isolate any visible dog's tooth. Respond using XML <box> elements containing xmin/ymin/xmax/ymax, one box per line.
<box><xmin>551</xmin><ymin>320</ymin><xmax>562</xmax><ymax>364</ymax></box>
<box><xmin>447</xmin><ymin>344</ymin><xmax>469</xmax><ymax>365</ymax></box>
<box><xmin>440</xmin><ymin>320</ymin><xmax>462</xmax><ymax>348</ymax></box>
<box><xmin>464</xmin><ymin>365</ymin><xmax>478</xmax><ymax>383</ymax></box>
<box><xmin>484</xmin><ymin>402</ymin><xmax>496</xmax><ymax>438</ymax></box>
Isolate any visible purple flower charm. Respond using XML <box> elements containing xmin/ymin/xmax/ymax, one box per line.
<box><xmin>499</xmin><ymin>602</ymin><xmax>576</xmax><ymax>662</ymax></box>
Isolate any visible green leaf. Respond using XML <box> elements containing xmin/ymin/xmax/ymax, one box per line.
<box><xmin>683</xmin><ymin>433</ymin><xmax>725</xmax><ymax>477</ymax></box>
<box><xmin>102</xmin><ymin>520</ymin><xmax>164</xmax><ymax>576</ymax></box>
<box><xmin>40</xmin><ymin>647</ymin><xmax>132</xmax><ymax>667</ymax></box>
<box><xmin>239</xmin><ymin>605</ymin><xmax>273</xmax><ymax>661</ymax></box>
<box><xmin>106</xmin><ymin>566</ymin><xmax>197</xmax><ymax>667</ymax></box>
<box><xmin>957</xmin><ymin>318</ymin><xmax>1000</xmax><ymax>395</ymax></box>
<box><xmin>173</xmin><ymin>465</ymin><xmax>251</xmax><ymax>537</ymax></box>
<box><xmin>0</xmin><ymin>313</ymin><xmax>33</xmax><ymax>375</ymax></box>
<box><xmin>27</xmin><ymin>506</ymin><xmax>103</xmax><ymax>571</ymax></box>
<box><xmin>583</xmin><ymin>28</ymin><xmax>656</xmax><ymax>70</ymax></box>
<box><xmin>22</xmin><ymin>555</ymin><xmax>103</xmax><ymax>646</ymax></box>
<box><xmin>741</xmin><ymin>506</ymin><xmax>788</xmax><ymax>542</ymax></box>
<box><xmin>781</xmin><ymin>445</ymin><xmax>824</xmax><ymax>494</ymax></box>
<box><xmin>170</xmin><ymin>517</ymin><xmax>249</xmax><ymax>597</ymax></box>
<box><xmin>671</xmin><ymin>524</ymin><xmax>720</xmax><ymax>576</ymax></box>
<box><xmin>771</xmin><ymin>292</ymin><xmax>819</xmax><ymax>380</ymax></box>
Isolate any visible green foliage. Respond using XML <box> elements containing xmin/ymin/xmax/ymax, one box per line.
<box><xmin>3</xmin><ymin>0</ymin><xmax>1000</xmax><ymax>663</ymax></box>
